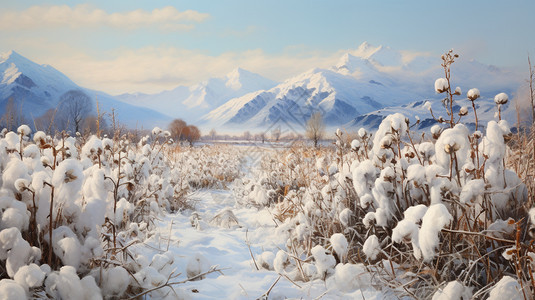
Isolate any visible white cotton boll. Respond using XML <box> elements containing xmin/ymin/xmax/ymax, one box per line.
<box><xmin>330</xmin><ymin>233</ymin><xmax>348</xmax><ymax>262</ymax></box>
<box><xmin>363</xmin><ymin>211</ymin><xmax>375</xmax><ymax>228</ymax></box>
<box><xmin>81</xmin><ymin>136</ymin><xmax>103</xmax><ymax>159</ymax></box>
<box><xmin>80</xmin><ymin>275</ymin><xmax>102</xmax><ymax>300</ymax></box>
<box><xmin>152</xmin><ymin>127</ymin><xmax>163</xmax><ymax>136</ymax></box>
<box><xmin>45</xmin><ymin>266</ymin><xmax>83</xmax><ymax>300</ymax></box>
<box><xmin>186</xmin><ymin>253</ymin><xmax>211</xmax><ymax>280</ymax></box>
<box><xmin>40</xmin><ymin>264</ymin><xmax>51</xmax><ymax>276</ymax></box>
<box><xmin>430</xmin><ymin>124</ymin><xmax>442</xmax><ymax>138</ymax></box>
<box><xmin>81</xmin><ymin>236</ymin><xmax>103</xmax><ymax>264</ymax></box>
<box><xmin>339</xmin><ymin>208</ymin><xmax>352</xmax><ymax>227</ymax></box>
<box><xmin>459</xmin><ymin>106</ymin><xmax>468</xmax><ymax>116</ymax></box>
<box><xmin>151</xmin><ymin>253</ymin><xmax>173</xmax><ymax>273</ymax></box>
<box><xmin>352</xmin><ymin>160</ymin><xmax>377</xmax><ymax>198</ymax></box>
<box><xmin>302</xmin><ymin>263</ymin><xmax>317</xmax><ymax>279</ymax></box>
<box><xmin>2</xmin><ymin>159</ymin><xmax>31</xmax><ymax>193</ymax></box>
<box><xmin>333</xmin><ymin>263</ymin><xmax>369</xmax><ymax>292</ymax></box>
<box><xmin>273</xmin><ymin>250</ymin><xmax>289</xmax><ymax>274</ymax></box>
<box><xmin>56</xmin><ymin>237</ymin><xmax>81</xmax><ymax>269</ymax></box>
<box><xmin>14</xmin><ymin>263</ymin><xmax>45</xmax><ymax>290</ymax></box>
<box><xmin>0</xmin><ymin>279</ymin><xmax>26</xmax><ymax>299</ymax></box>
<box><xmin>419</xmin><ymin>204</ymin><xmax>453</xmax><ymax>261</ymax></box>
<box><xmin>358</xmin><ymin>128</ymin><xmax>367</xmax><ymax>138</ymax></box>
<box><xmin>33</xmin><ymin>131</ymin><xmax>47</xmax><ymax>144</ymax></box>
<box><xmin>114</xmin><ymin>198</ymin><xmax>134</xmax><ymax>226</ymax></box>
<box><xmin>454</xmin><ymin>86</ymin><xmax>461</xmax><ymax>95</ymax></box>
<box><xmin>351</xmin><ymin>139</ymin><xmax>361</xmax><ymax>150</ymax></box>
<box><xmin>17</xmin><ymin>125</ymin><xmax>31</xmax><ymax>136</ymax></box>
<box><xmin>23</xmin><ymin>144</ymin><xmax>40</xmax><ymax>160</ymax></box>
<box><xmin>363</xmin><ymin>235</ymin><xmax>380</xmax><ymax>260</ymax></box>
<box><xmin>392</xmin><ymin>220</ymin><xmax>419</xmax><ymax>243</ymax></box>
<box><xmin>1</xmin><ymin>205</ymin><xmax>29</xmax><ymax>231</ymax></box>
<box><xmin>256</xmin><ymin>252</ymin><xmax>275</xmax><ymax>270</ymax></box>
<box><xmin>102</xmin><ymin>266</ymin><xmax>129</xmax><ymax>296</ymax></box>
<box><xmin>434</xmin><ymin>78</ymin><xmax>449</xmax><ymax>93</ymax></box>
<box><xmin>3</xmin><ymin>232</ymin><xmax>32</xmax><ymax>277</ymax></box>
<box><xmin>502</xmin><ymin>247</ymin><xmax>516</xmax><ymax>260</ymax></box>
<box><xmin>494</xmin><ymin>92</ymin><xmax>509</xmax><ymax>105</ymax></box>
<box><xmin>488</xmin><ymin>276</ymin><xmax>522</xmax><ymax>300</ymax></box>
<box><xmin>78</xmin><ymin>197</ymin><xmax>107</xmax><ymax>235</ymax></box>
<box><xmin>459</xmin><ymin>179</ymin><xmax>485</xmax><ymax>204</ymax></box>
<box><xmin>52</xmin><ymin>159</ymin><xmax>84</xmax><ymax>205</ymax></box>
<box><xmin>432</xmin><ymin>281</ymin><xmax>472</xmax><ymax>300</ymax></box>
<box><xmin>403</xmin><ymin>205</ymin><xmax>428</xmax><ymax>223</ymax></box>
<box><xmin>467</xmin><ymin>88</ymin><xmax>480</xmax><ymax>100</ymax></box>
<box><xmin>336</xmin><ymin>128</ymin><xmax>342</xmax><ymax>137</ymax></box>
<box><xmin>406</xmin><ymin>164</ymin><xmax>426</xmax><ymax>184</ymax></box>
<box><xmin>311</xmin><ymin>245</ymin><xmax>336</xmax><ymax>277</ymax></box>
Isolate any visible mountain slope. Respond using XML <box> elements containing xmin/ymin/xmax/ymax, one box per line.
<box><xmin>200</xmin><ymin>42</ymin><xmax>522</xmax><ymax>132</ymax></box>
<box><xmin>0</xmin><ymin>50</ymin><xmax>170</xmax><ymax>129</ymax></box>
<box><xmin>116</xmin><ymin>68</ymin><xmax>277</xmax><ymax>123</ymax></box>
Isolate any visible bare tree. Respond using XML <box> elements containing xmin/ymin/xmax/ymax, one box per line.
<box><xmin>56</xmin><ymin>90</ymin><xmax>92</xmax><ymax>133</ymax></box>
<box><xmin>306</xmin><ymin>112</ymin><xmax>325</xmax><ymax>148</ymax></box>
<box><xmin>1</xmin><ymin>97</ymin><xmax>27</xmax><ymax>131</ymax></box>
<box><xmin>271</xmin><ymin>128</ymin><xmax>281</xmax><ymax>142</ymax></box>
<box><xmin>184</xmin><ymin>125</ymin><xmax>201</xmax><ymax>146</ymax></box>
<box><xmin>169</xmin><ymin>119</ymin><xmax>187</xmax><ymax>142</ymax></box>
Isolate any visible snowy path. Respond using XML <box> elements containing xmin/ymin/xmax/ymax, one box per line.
<box><xmin>132</xmin><ymin>149</ymin><xmax>385</xmax><ymax>299</ymax></box>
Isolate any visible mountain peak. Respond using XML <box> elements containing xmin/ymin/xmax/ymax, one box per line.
<box><xmin>1</xmin><ymin>50</ymin><xmax>30</xmax><ymax>64</ymax></box>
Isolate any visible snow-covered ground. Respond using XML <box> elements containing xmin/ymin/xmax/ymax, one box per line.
<box><xmin>132</xmin><ymin>151</ymin><xmax>388</xmax><ymax>299</ymax></box>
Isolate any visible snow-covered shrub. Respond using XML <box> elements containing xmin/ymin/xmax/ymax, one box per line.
<box><xmin>238</xmin><ymin>50</ymin><xmax>534</xmax><ymax>299</ymax></box>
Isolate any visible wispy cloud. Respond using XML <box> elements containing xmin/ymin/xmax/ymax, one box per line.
<box><xmin>0</xmin><ymin>5</ymin><xmax>209</xmax><ymax>31</ymax></box>
<box><xmin>39</xmin><ymin>46</ymin><xmax>343</xmax><ymax>94</ymax></box>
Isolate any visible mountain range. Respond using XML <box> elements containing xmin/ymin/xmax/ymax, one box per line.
<box><xmin>0</xmin><ymin>50</ymin><xmax>170</xmax><ymax>130</ymax></box>
<box><xmin>0</xmin><ymin>43</ymin><xmax>524</xmax><ymax>134</ymax></box>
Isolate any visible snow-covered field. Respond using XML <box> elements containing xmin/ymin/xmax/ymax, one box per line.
<box><xmin>0</xmin><ymin>55</ymin><xmax>534</xmax><ymax>299</ymax></box>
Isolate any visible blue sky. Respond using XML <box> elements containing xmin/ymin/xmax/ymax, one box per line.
<box><xmin>1</xmin><ymin>0</ymin><xmax>534</xmax><ymax>93</ymax></box>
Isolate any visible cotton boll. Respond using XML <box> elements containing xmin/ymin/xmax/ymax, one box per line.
<box><xmin>102</xmin><ymin>266</ymin><xmax>129</xmax><ymax>297</ymax></box>
<box><xmin>13</xmin><ymin>263</ymin><xmax>45</xmax><ymax>290</ymax></box>
<box><xmin>339</xmin><ymin>208</ymin><xmax>352</xmax><ymax>227</ymax></box>
<box><xmin>363</xmin><ymin>235</ymin><xmax>380</xmax><ymax>260</ymax></box>
<box><xmin>0</xmin><ymin>279</ymin><xmax>26</xmax><ymax>299</ymax></box>
<box><xmin>1</xmin><ymin>206</ymin><xmax>29</xmax><ymax>231</ymax></box>
<box><xmin>273</xmin><ymin>250</ymin><xmax>290</xmax><ymax>274</ymax></box>
<box><xmin>258</xmin><ymin>251</ymin><xmax>275</xmax><ymax>270</ymax></box>
<box><xmin>403</xmin><ymin>205</ymin><xmax>428</xmax><ymax>223</ymax></box>
<box><xmin>55</xmin><ymin>237</ymin><xmax>82</xmax><ymax>269</ymax></box>
<box><xmin>186</xmin><ymin>253</ymin><xmax>211</xmax><ymax>280</ymax></box>
<box><xmin>432</xmin><ymin>281</ymin><xmax>472</xmax><ymax>300</ymax></box>
<box><xmin>459</xmin><ymin>179</ymin><xmax>485</xmax><ymax>204</ymax></box>
<box><xmin>488</xmin><ymin>276</ymin><xmax>522</xmax><ymax>300</ymax></box>
<box><xmin>494</xmin><ymin>92</ymin><xmax>508</xmax><ymax>105</ymax></box>
<box><xmin>330</xmin><ymin>233</ymin><xmax>348</xmax><ymax>263</ymax></box>
<box><xmin>45</xmin><ymin>266</ymin><xmax>83</xmax><ymax>300</ymax></box>
<box><xmin>467</xmin><ymin>88</ymin><xmax>480</xmax><ymax>100</ymax></box>
<box><xmin>311</xmin><ymin>245</ymin><xmax>336</xmax><ymax>278</ymax></box>
<box><xmin>80</xmin><ymin>275</ymin><xmax>102</xmax><ymax>300</ymax></box>
<box><xmin>392</xmin><ymin>220</ymin><xmax>419</xmax><ymax>243</ymax></box>
<box><xmin>434</xmin><ymin>78</ymin><xmax>449</xmax><ymax>93</ymax></box>
<box><xmin>419</xmin><ymin>204</ymin><xmax>453</xmax><ymax>261</ymax></box>
<box><xmin>52</xmin><ymin>159</ymin><xmax>84</xmax><ymax>206</ymax></box>
<box><xmin>81</xmin><ymin>236</ymin><xmax>103</xmax><ymax>264</ymax></box>
<box><xmin>333</xmin><ymin>263</ymin><xmax>370</xmax><ymax>292</ymax></box>
<box><xmin>17</xmin><ymin>125</ymin><xmax>31</xmax><ymax>136</ymax></box>
<box><xmin>2</xmin><ymin>159</ymin><xmax>31</xmax><ymax>193</ymax></box>
<box><xmin>302</xmin><ymin>263</ymin><xmax>317</xmax><ymax>280</ymax></box>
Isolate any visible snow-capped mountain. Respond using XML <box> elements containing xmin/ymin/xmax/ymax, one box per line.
<box><xmin>0</xmin><ymin>50</ymin><xmax>170</xmax><ymax>128</ymax></box>
<box><xmin>200</xmin><ymin>67</ymin><xmax>422</xmax><ymax>131</ymax></box>
<box><xmin>116</xmin><ymin>68</ymin><xmax>276</xmax><ymax>122</ymax></box>
<box><xmin>200</xmin><ymin>42</ymin><xmax>522</xmax><ymax>132</ymax></box>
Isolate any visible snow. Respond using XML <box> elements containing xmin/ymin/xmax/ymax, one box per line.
<box><xmin>434</xmin><ymin>78</ymin><xmax>449</xmax><ymax>93</ymax></box>
<box><xmin>0</xmin><ymin>279</ymin><xmax>26</xmax><ymax>299</ymax></box>
<box><xmin>363</xmin><ymin>235</ymin><xmax>381</xmax><ymax>260</ymax></box>
<box><xmin>487</xmin><ymin>276</ymin><xmax>523</xmax><ymax>299</ymax></box>
<box><xmin>494</xmin><ymin>92</ymin><xmax>509</xmax><ymax>105</ymax></box>
<box><xmin>432</xmin><ymin>281</ymin><xmax>472</xmax><ymax>300</ymax></box>
<box><xmin>467</xmin><ymin>88</ymin><xmax>480</xmax><ymax>100</ymax></box>
<box><xmin>419</xmin><ymin>204</ymin><xmax>452</xmax><ymax>261</ymax></box>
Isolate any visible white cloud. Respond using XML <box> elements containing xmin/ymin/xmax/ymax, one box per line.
<box><xmin>40</xmin><ymin>46</ymin><xmax>345</xmax><ymax>94</ymax></box>
<box><xmin>0</xmin><ymin>5</ymin><xmax>209</xmax><ymax>31</ymax></box>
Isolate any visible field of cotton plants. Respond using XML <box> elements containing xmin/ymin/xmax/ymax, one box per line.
<box><xmin>1</xmin><ymin>53</ymin><xmax>535</xmax><ymax>300</ymax></box>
